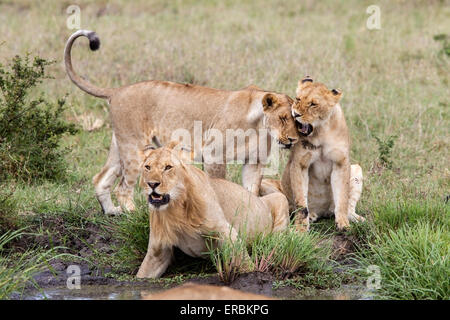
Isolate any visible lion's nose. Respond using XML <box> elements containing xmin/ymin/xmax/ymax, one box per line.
<box><xmin>147</xmin><ymin>182</ymin><xmax>160</xmax><ymax>189</ymax></box>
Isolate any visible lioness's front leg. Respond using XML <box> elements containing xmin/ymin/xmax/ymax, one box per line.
<box><xmin>287</xmin><ymin>153</ymin><xmax>311</xmax><ymax>232</ymax></box>
<box><xmin>330</xmin><ymin>158</ymin><xmax>351</xmax><ymax>230</ymax></box>
<box><xmin>136</xmin><ymin>241</ymin><xmax>173</xmax><ymax>279</ymax></box>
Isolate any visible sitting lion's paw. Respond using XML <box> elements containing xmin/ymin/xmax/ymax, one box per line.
<box><xmin>295</xmin><ymin>207</ymin><xmax>310</xmax><ymax>232</ymax></box>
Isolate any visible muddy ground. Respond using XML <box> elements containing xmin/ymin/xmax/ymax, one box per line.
<box><xmin>11</xmin><ymin>230</ymin><xmax>359</xmax><ymax>300</ymax></box>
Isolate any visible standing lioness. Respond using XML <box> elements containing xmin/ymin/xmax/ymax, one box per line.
<box><xmin>136</xmin><ymin>142</ymin><xmax>289</xmax><ymax>279</ymax></box>
<box><xmin>64</xmin><ymin>30</ymin><xmax>299</xmax><ymax>215</ymax></box>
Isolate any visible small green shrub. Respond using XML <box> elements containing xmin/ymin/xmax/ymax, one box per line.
<box><xmin>0</xmin><ymin>54</ymin><xmax>77</xmax><ymax>182</ymax></box>
<box><xmin>374</xmin><ymin>135</ymin><xmax>396</xmax><ymax>169</ymax></box>
<box><xmin>433</xmin><ymin>33</ymin><xmax>450</xmax><ymax>57</ymax></box>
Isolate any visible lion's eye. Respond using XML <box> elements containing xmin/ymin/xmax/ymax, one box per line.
<box><xmin>164</xmin><ymin>165</ymin><xmax>173</xmax><ymax>171</ymax></box>
<box><xmin>310</xmin><ymin>102</ymin><xmax>317</xmax><ymax>108</ymax></box>
<box><xmin>145</xmin><ymin>165</ymin><xmax>151</xmax><ymax>171</ymax></box>
<box><xmin>295</xmin><ymin>97</ymin><xmax>301</xmax><ymax>102</ymax></box>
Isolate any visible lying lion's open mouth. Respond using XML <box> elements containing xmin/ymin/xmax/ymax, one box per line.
<box><xmin>148</xmin><ymin>192</ymin><xmax>170</xmax><ymax>207</ymax></box>
<box><xmin>279</xmin><ymin>141</ymin><xmax>292</xmax><ymax>149</ymax></box>
<box><xmin>296</xmin><ymin>121</ymin><xmax>313</xmax><ymax>136</ymax></box>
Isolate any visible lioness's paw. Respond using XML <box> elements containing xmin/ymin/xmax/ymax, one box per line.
<box><xmin>349</xmin><ymin>213</ymin><xmax>366</xmax><ymax>223</ymax></box>
<box><xmin>336</xmin><ymin>220</ymin><xmax>350</xmax><ymax>231</ymax></box>
<box><xmin>124</xmin><ymin>202</ymin><xmax>136</xmax><ymax>212</ymax></box>
<box><xmin>295</xmin><ymin>208</ymin><xmax>310</xmax><ymax>232</ymax></box>
<box><xmin>105</xmin><ymin>206</ymin><xmax>122</xmax><ymax>216</ymax></box>
<box><xmin>295</xmin><ymin>221</ymin><xmax>309</xmax><ymax>233</ymax></box>
<box><xmin>309</xmin><ymin>211</ymin><xmax>319</xmax><ymax>222</ymax></box>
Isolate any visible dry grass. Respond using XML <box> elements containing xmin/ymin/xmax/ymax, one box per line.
<box><xmin>0</xmin><ymin>0</ymin><xmax>449</xmax><ymax>299</ymax></box>
<box><xmin>1</xmin><ymin>1</ymin><xmax>448</xmax><ymax>205</ymax></box>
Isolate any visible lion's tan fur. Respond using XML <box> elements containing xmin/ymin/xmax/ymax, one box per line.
<box><xmin>136</xmin><ymin>144</ymin><xmax>289</xmax><ymax>278</ymax></box>
<box><xmin>142</xmin><ymin>283</ymin><xmax>274</xmax><ymax>300</ymax></box>
<box><xmin>64</xmin><ymin>30</ymin><xmax>299</xmax><ymax>215</ymax></box>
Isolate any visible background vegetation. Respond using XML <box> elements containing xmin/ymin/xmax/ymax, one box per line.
<box><xmin>0</xmin><ymin>0</ymin><xmax>448</xmax><ymax>299</ymax></box>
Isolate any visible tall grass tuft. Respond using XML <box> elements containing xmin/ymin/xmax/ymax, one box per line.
<box><xmin>107</xmin><ymin>201</ymin><xmax>150</xmax><ymax>269</ymax></box>
<box><xmin>206</xmin><ymin>234</ymin><xmax>248</xmax><ymax>284</ymax></box>
<box><xmin>251</xmin><ymin>228</ymin><xmax>333</xmax><ymax>278</ymax></box>
<box><xmin>205</xmin><ymin>226</ymin><xmax>337</xmax><ymax>286</ymax></box>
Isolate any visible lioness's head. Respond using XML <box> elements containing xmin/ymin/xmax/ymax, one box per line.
<box><xmin>140</xmin><ymin>142</ymin><xmax>188</xmax><ymax>210</ymax></box>
<box><xmin>291</xmin><ymin>77</ymin><xmax>342</xmax><ymax>136</ymax></box>
<box><xmin>261</xmin><ymin>92</ymin><xmax>299</xmax><ymax>149</ymax></box>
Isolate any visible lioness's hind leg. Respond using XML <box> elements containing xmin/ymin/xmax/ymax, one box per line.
<box><xmin>259</xmin><ymin>179</ymin><xmax>283</xmax><ymax>196</ymax></box>
<box><xmin>261</xmin><ymin>192</ymin><xmax>289</xmax><ymax>232</ymax></box>
<box><xmin>114</xmin><ymin>146</ymin><xmax>142</xmax><ymax>212</ymax></box>
<box><xmin>93</xmin><ymin>134</ymin><xmax>122</xmax><ymax>215</ymax></box>
<box><xmin>348</xmin><ymin>164</ymin><xmax>364</xmax><ymax>222</ymax></box>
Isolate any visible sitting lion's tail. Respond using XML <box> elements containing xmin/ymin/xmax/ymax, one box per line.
<box><xmin>64</xmin><ymin>30</ymin><xmax>114</xmax><ymax>99</ymax></box>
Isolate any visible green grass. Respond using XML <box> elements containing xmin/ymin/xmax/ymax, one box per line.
<box><xmin>205</xmin><ymin>226</ymin><xmax>340</xmax><ymax>288</ymax></box>
<box><xmin>358</xmin><ymin>222</ymin><xmax>449</xmax><ymax>300</ymax></box>
<box><xmin>351</xmin><ymin>200</ymin><xmax>449</xmax><ymax>299</ymax></box>
<box><xmin>206</xmin><ymin>233</ymin><xmax>249</xmax><ymax>284</ymax></box>
<box><xmin>251</xmin><ymin>228</ymin><xmax>332</xmax><ymax>276</ymax></box>
<box><xmin>0</xmin><ymin>0</ymin><xmax>449</xmax><ymax>299</ymax></box>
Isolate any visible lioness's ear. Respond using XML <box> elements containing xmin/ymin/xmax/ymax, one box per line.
<box><xmin>262</xmin><ymin>93</ymin><xmax>278</xmax><ymax>111</ymax></box>
<box><xmin>301</xmin><ymin>76</ymin><xmax>313</xmax><ymax>84</ymax></box>
<box><xmin>330</xmin><ymin>88</ymin><xmax>343</xmax><ymax>103</ymax></box>
<box><xmin>142</xmin><ymin>145</ymin><xmax>156</xmax><ymax>159</ymax></box>
<box><xmin>297</xmin><ymin>76</ymin><xmax>313</xmax><ymax>96</ymax></box>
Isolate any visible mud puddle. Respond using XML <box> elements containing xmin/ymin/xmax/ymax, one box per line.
<box><xmin>22</xmin><ymin>285</ymin><xmax>163</xmax><ymax>300</ymax></box>
<box><xmin>18</xmin><ymin>267</ymin><xmax>373</xmax><ymax>300</ymax></box>
<box><xmin>22</xmin><ymin>283</ymin><xmax>372</xmax><ymax>300</ymax></box>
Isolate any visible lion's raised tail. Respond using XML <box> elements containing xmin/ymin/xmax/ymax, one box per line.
<box><xmin>64</xmin><ymin>30</ymin><xmax>114</xmax><ymax>99</ymax></box>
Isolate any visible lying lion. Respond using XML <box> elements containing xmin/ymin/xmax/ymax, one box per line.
<box><xmin>64</xmin><ymin>30</ymin><xmax>299</xmax><ymax>216</ymax></box>
<box><xmin>142</xmin><ymin>283</ymin><xmax>273</xmax><ymax>300</ymax></box>
<box><xmin>136</xmin><ymin>142</ymin><xmax>289</xmax><ymax>279</ymax></box>
<box><xmin>261</xmin><ymin>77</ymin><xmax>364</xmax><ymax>231</ymax></box>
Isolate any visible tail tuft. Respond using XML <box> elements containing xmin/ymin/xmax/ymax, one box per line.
<box><xmin>64</xmin><ymin>30</ymin><xmax>112</xmax><ymax>98</ymax></box>
<box><xmin>87</xmin><ymin>32</ymin><xmax>100</xmax><ymax>51</ymax></box>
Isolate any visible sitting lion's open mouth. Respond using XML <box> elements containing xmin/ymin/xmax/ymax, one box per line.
<box><xmin>148</xmin><ymin>192</ymin><xmax>170</xmax><ymax>207</ymax></box>
<box><xmin>296</xmin><ymin>121</ymin><xmax>313</xmax><ymax>136</ymax></box>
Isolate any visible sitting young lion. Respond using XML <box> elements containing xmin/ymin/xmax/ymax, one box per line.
<box><xmin>64</xmin><ymin>30</ymin><xmax>299</xmax><ymax>216</ymax></box>
<box><xmin>136</xmin><ymin>142</ymin><xmax>289</xmax><ymax>279</ymax></box>
<box><xmin>261</xmin><ymin>77</ymin><xmax>364</xmax><ymax>231</ymax></box>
